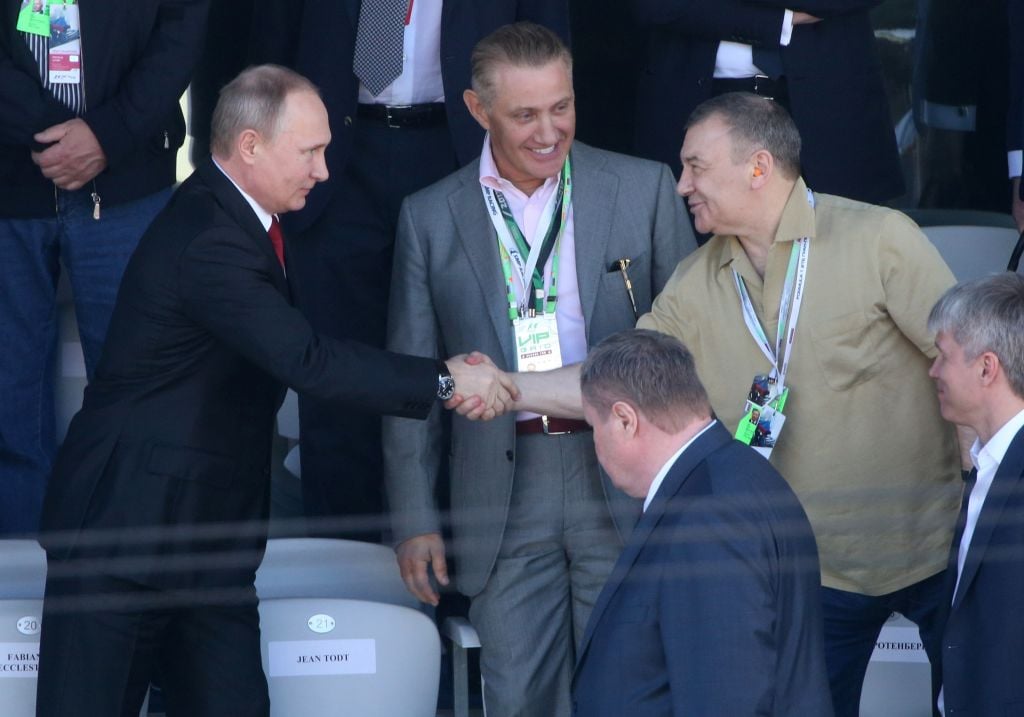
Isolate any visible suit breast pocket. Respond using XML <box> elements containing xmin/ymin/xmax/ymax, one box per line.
<box><xmin>146</xmin><ymin>443</ymin><xmax>237</xmax><ymax>489</ymax></box>
<box><xmin>807</xmin><ymin>310</ymin><xmax>883</xmax><ymax>392</ymax></box>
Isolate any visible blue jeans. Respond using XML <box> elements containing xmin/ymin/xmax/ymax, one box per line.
<box><xmin>822</xmin><ymin>570</ymin><xmax>945</xmax><ymax>717</ymax></box>
<box><xmin>0</xmin><ymin>186</ymin><xmax>171</xmax><ymax>536</ymax></box>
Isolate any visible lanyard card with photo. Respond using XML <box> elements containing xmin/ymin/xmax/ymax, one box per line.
<box><xmin>734</xmin><ymin>373</ymin><xmax>789</xmax><ymax>458</ymax></box>
<box><xmin>16</xmin><ymin>0</ymin><xmax>50</xmax><ymax>36</ymax></box>
<box><xmin>48</xmin><ymin>1</ymin><xmax>81</xmax><ymax>85</ymax></box>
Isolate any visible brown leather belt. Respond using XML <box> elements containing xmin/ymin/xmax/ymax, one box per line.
<box><xmin>515</xmin><ymin>416</ymin><xmax>592</xmax><ymax>436</ymax></box>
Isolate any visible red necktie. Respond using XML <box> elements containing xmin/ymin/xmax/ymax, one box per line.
<box><xmin>268</xmin><ymin>216</ymin><xmax>285</xmax><ymax>268</ymax></box>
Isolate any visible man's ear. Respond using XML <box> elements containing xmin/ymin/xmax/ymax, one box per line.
<box><xmin>611</xmin><ymin>401</ymin><xmax>639</xmax><ymax>438</ymax></box>
<box><xmin>750</xmin><ymin>149</ymin><xmax>773</xmax><ymax>187</ymax></box>
<box><xmin>464</xmin><ymin>89</ymin><xmax>491</xmax><ymax>132</ymax></box>
<box><xmin>237</xmin><ymin>129</ymin><xmax>261</xmax><ymax>165</ymax></box>
<box><xmin>978</xmin><ymin>351</ymin><xmax>1002</xmax><ymax>387</ymax></box>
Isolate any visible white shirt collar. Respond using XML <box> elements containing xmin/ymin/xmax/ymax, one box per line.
<box><xmin>212</xmin><ymin>158</ymin><xmax>274</xmax><ymax>232</ymax></box>
<box><xmin>643</xmin><ymin>420</ymin><xmax>717</xmax><ymax>512</ymax></box>
<box><xmin>971</xmin><ymin>408</ymin><xmax>1024</xmax><ymax>474</ymax></box>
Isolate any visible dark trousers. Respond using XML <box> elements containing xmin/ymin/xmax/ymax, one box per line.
<box><xmin>288</xmin><ymin>119</ymin><xmax>460</xmax><ymax>542</ymax></box>
<box><xmin>36</xmin><ymin>558</ymin><xmax>268</xmax><ymax>717</ymax></box>
<box><xmin>821</xmin><ymin>570</ymin><xmax>945</xmax><ymax>717</ymax></box>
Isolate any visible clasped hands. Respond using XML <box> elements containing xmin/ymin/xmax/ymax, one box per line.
<box><xmin>443</xmin><ymin>352</ymin><xmax>518</xmax><ymax>420</ymax></box>
<box><xmin>31</xmin><ymin>118</ymin><xmax>107</xmax><ymax>190</ymax></box>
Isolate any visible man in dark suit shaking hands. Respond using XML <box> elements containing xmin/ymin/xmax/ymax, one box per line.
<box><xmin>35</xmin><ymin>64</ymin><xmax>516</xmax><ymax>717</ymax></box>
<box><xmin>928</xmin><ymin>272</ymin><xmax>1024</xmax><ymax>716</ymax></box>
<box><xmin>571</xmin><ymin>329</ymin><xmax>833</xmax><ymax>716</ymax></box>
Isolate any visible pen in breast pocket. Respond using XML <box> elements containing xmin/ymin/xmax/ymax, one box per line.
<box><xmin>608</xmin><ymin>258</ymin><xmax>638</xmax><ymax>320</ymax></box>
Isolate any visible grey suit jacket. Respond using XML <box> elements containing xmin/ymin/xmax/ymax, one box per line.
<box><xmin>383</xmin><ymin>141</ymin><xmax>695</xmax><ymax>596</ymax></box>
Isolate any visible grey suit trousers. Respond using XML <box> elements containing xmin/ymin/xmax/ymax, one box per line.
<box><xmin>468</xmin><ymin>430</ymin><xmax>621</xmax><ymax>717</ymax></box>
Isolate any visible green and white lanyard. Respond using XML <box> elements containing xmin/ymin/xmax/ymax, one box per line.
<box><xmin>483</xmin><ymin>158</ymin><xmax>573</xmax><ymax>321</ymax></box>
<box><xmin>732</xmin><ymin>189</ymin><xmax>814</xmax><ymax>390</ymax></box>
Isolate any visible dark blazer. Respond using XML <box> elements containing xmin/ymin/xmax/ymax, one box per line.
<box><xmin>937</xmin><ymin>424</ymin><xmax>1024</xmax><ymax>715</ymax></box>
<box><xmin>250</xmin><ymin>0</ymin><xmax>570</xmax><ymax>233</ymax></box>
<box><xmin>0</xmin><ymin>0</ymin><xmax>209</xmax><ymax>217</ymax></box>
<box><xmin>188</xmin><ymin>0</ymin><xmax>255</xmax><ymax>162</ymax></box>
<box><xmin>630</xmin><ymin>0</ymin><xmax>904</xmax><ymax>204</ymax></box>
<box><xmin>39</xmin><ymin>160</ymin><xmax>437</xmax><ymax>590</ymax></box>
<box><xmin>572</xmin><ymin>423</ymin><xmax>833</xmax><ymax>716</ymax></box>
<box><xmin>1010</xmin><ymin>0</ymin><xmax>1023</xmax><ymax>160</ymax></box>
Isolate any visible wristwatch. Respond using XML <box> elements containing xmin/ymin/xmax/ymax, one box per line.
<box><xmin>437</xmin><ymin>361</ymin><xmax>456</xmax><ymax>400</ymax></box>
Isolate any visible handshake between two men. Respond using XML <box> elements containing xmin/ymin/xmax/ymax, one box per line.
<box><xmin>445</xmin><ymin>352</ymin><xmax>579</xmax><ymax>421</ymax></box>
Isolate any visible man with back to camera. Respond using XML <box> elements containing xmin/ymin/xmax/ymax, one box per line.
<box><xmin>927</xmin><ymin>272</ymin><xmax>1024</xmax><ymax>715</ymax></box>
<box><xmin>383</xmin><ymin>22</ymin><xmax>695</xmax><ymax>716</ymax></box>
<box><xmin>571</xmin><ymin>328</ymin><xmax>833</xmax><ymax>716</ymax></box>
<box><xmin>35</xmin><ymin>64</ymin><xmax>515</xmax><ymax>717</ymax></box>
<box><xmin>486</xmin><ymin>92</ymin><xmax>965</xmax><ymax>716</ymax></box>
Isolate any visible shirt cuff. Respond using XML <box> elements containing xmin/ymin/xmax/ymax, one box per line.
<box><xmin>781</xmin><ymin>9</ymin><xmax>794</xmax><ymax>46</ymax></box>
<box><xmin>1009</xmin><ymin>150</ymin><xmax>1022</xmax><ymax>179</ymax></box>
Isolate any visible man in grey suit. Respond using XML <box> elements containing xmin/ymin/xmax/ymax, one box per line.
<box><xmin>383</xmin><ymin>22</ymin><xmax>695</xmax><ymax>717</ymax></box>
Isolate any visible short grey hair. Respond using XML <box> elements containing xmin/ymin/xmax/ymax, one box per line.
<box><xmin>470</xmin><ymin>22</ymin><xmax>572</xmax><ymax>107</ymax></box>
<box><xmin>581</xmin><ymin>329</ymin><xmax>711</xmax><ymax>433</ymax></box>
<box><xmin>686</xmin><ymin>92</ymin><xmax>802</xmax><ymax>180</ymax></box>
<box><xmin>210</xmin><ymin>64</ymin><xmax>320</xmax><ymax>157</ymax></box>
<box><xmin>928</xmin><ymin>272</ymin><xmax>1024</xmax><ymax>398</ymax></box>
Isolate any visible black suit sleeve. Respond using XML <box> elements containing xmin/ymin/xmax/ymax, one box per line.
<box><xmin>177</xmin><ymin>224</ymin><xmax>437</xmax><ymax>419</ymax></box>
<box><xmin>631</xmin><ymin>0</ymin><xmax>882</xmax><ymax>43</ymax></box>
<box><xmin>0</xmin><ymin>13</ymin><xmax>75</xmax><ymax>145</ymax></box>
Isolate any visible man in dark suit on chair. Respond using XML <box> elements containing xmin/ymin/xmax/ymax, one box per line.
<box><xmin>927</xmin><ymin>273</ymin><xmax>1024</xmax><ymax>715</ymax></box>
<box><xmin>34</xmin><ymin>64</ymin><xmax>515</xmax><ymax>717</ymax></box>
<box><xmin>571</xmin><ymin>329</ymin><xmax>833</xmax><ymax>716</ymax></box>
<box><xmin>630</xmin><ymin>0</ymin><xmax>903</xmax><ymax>205</ymax></box>
<box><xmin>251</xmin><ymin>0</ymin><xmax>570</xmax><ymax>541</ymax></box>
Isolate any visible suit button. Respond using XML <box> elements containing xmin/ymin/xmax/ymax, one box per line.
<box><xmin>344</xmin><ymin>115</ymin><xmax>353</xmax><ymax>126</ymax></box>
<box><xmin>505</xmin><ymin>450</ymin><xmax>514</xmax><ymax>462</ymax></box>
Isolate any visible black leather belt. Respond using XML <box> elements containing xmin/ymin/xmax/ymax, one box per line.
<box><xmin>516</xmin><ymin>416</ymin><xmax>592</xmax><ymax>436</ymax></box>
<box><xmin>356</xmin><ymin>103</ymin><xmax>447</xmax><ymax>128</ymax></box>
<box><xmin>711</xmin><ymin>75</ymin><xmax>788</xmax><ymax>101</ymax></box>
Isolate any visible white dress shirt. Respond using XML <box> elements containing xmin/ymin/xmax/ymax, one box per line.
<box><xmin>357</xmin><ymin>0</ymin><xmax>445</xmax><ymax>105</ymax></box>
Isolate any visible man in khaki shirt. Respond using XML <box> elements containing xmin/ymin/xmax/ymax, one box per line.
<box><xmin>469</xmin><ymin>93</ymin><xmax>963</xmax><ymax>717</ymax></box>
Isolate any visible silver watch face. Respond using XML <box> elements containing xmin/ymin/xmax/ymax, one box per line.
<box><xmin>438</xmin><ymin>374</ymin><xmax>456</xmax><ymax>400</ymax></box>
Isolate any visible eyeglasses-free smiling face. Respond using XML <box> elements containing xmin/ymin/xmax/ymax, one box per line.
<box><xmin>466</xmin><ymin>59</ymin><xmax>575</xmax><ymax>195</ymax></box>
<box><xmin>677</xmin><ymin>115</ymin><xmax>756</xmax><ymax>236</ymax></box>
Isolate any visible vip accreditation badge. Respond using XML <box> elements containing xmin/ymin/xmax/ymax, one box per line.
<box><xmin>514</xmin><ymin>314</ymin><xmax>562</xmax><ymax>372</ymax></box>
<box><xmin>48</xmin><ymin>1</ymin><xmax>81</xmax><ymax>85</ymax></box>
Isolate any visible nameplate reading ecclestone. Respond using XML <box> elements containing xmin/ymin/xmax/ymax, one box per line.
<box><xmin>0</xmin><ymin>643</ymin><xmax>40</xmax><ymax>677</ymax></box>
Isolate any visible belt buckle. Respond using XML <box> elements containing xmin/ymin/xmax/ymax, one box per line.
<box><xmin>384</xmin><ymin>105</ymin><xmax>411</xmax><ymax>129</ymax></box>
<box><xmin>541</xmin><ymin>415</ymin><xmax>569</xmax><ymax>436</ymax></box>
<box><xmin>752</xmin><ymin>74</ymin><xmax>774</xmax><ymax>101</ymax></box>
